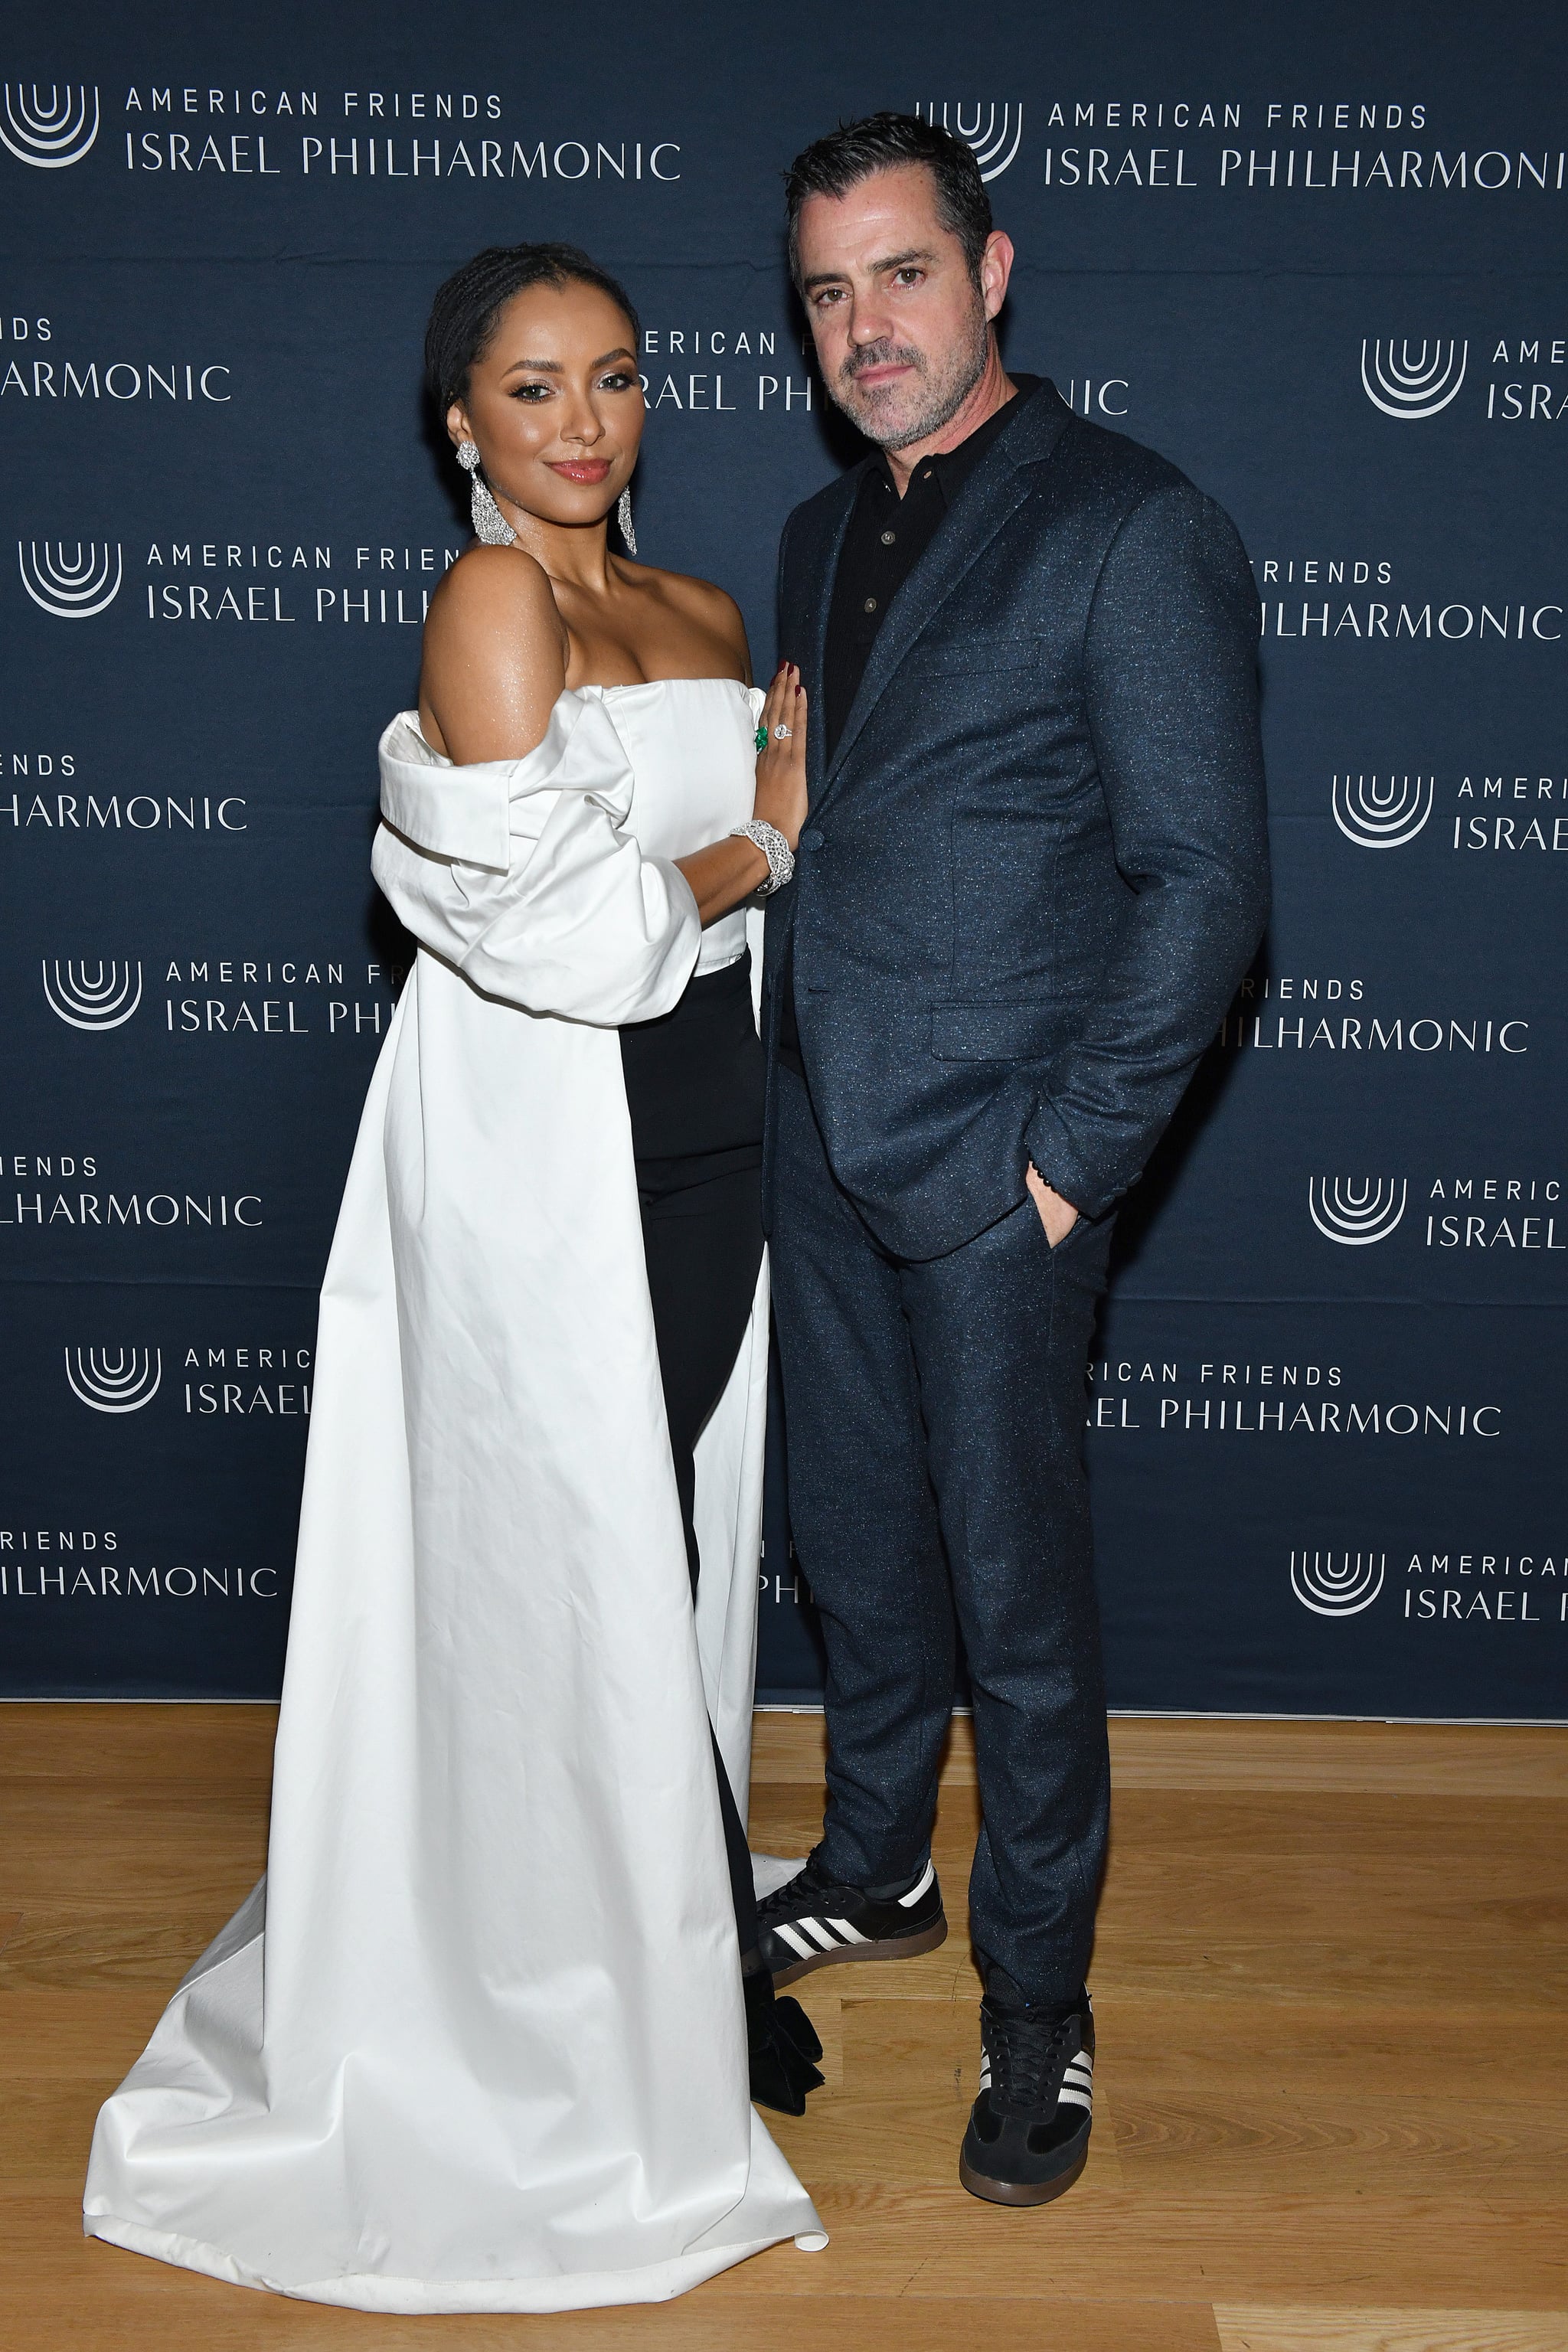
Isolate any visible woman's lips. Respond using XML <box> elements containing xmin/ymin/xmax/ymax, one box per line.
<box><xmin>549</xmin><ymin>459</ymin><xmax>612</xmax><ymax>484</ymax></box>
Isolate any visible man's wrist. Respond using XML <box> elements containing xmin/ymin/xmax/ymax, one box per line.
<box><xmin>1026</xmin><ymin>1159</ymin><xmax>1073</xmax><ymax>1205</ymax></box>
<box><xmin>1025</xmin><ymin>1161</ymin><xmax>1080</xmax><ymax>1244</ymax></box>
<box><xmin>1024</xmin><ymin>1096</ymin><xmax>1106</xmax><ymax>1225</ymax></box>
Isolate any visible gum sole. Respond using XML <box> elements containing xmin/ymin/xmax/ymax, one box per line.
<box><xmin>769</xmin><ymin>1915</ymin><xmax>948</xmax><ymax>1988</ymax></box>
<box><xmin>958</xmin><ymin>2141</ymin><xmax>1089</xmax><ymax>2207</ymax></box>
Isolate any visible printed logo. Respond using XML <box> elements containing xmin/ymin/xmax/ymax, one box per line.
<box><xmin>64</xmin><ymin>1346</ymin><xmax>162</xmax><ymax>1414</ymax></box>
<box><xmin>41</xmin><ymin>959</ymin><xmax>143</xmax><ymax>1031</ymax></box>
<box><xmin>1331</xmin><ymin>773</ymin><xmax>1434</xmax><ymax>848</ymax></box>
<box><xmin>0</xmin><ymin>81</ymin><xmax>99</xmax><ymax>168</ymax></box>
<box><xmin>1308</xmin><ymin>1177</ymin><xmax>1409</xmax><ymax>1246</ymax></box>
<box><xmin>1360</xmin><ymin>337</ymin><xmax>1468</xmax><ymax>419</ymax></box>
<box><xmin>914</xmin><ymin>100</ymin><xmax>1023</xmax><ymax>181</ymax></box>
<box><xmin>1291</xmin><ymin>1549</ymin><xmax>1386</xmax><ymax>1617</ymax></box>
<box><xmin>18</xmin><ymin>539</ymin><xmax>122</xmax><ymax>617</ymax></box>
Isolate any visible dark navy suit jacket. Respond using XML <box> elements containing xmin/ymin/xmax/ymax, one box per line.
<box><xmin>763</xmin><ymin>377</ymin><xmax>1269</xmax><ymax>1260</ymax></box>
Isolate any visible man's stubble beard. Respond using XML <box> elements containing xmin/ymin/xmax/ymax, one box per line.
<box><xmin>830</xmin><ymin>293</ymin><xmax>990</xmax><ymax>452</ymax></box>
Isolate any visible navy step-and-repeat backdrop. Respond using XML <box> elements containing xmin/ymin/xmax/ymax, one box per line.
<box><xmin>3</xmin><ymin>1</ymin><xmax>1565</xmax><ymax>1717</ymax></box>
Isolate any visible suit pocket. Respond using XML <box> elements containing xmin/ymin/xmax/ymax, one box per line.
<box><xmin>918</xmin><ymin>631</ymin><xmax>1047</xmax><ymax>677</ymax></box>
<box><xmin>930</xmin><ymin>1001</ymin><xmax>1063</xmax><ymax>1061</ymax></box>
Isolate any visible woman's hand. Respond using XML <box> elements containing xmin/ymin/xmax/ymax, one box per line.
<box><xmin>671</xmin><ymin>665</ymin><xmax>808</xmax><ymax>926</ymax></box>
<box><xmin>753</xmin><ymin>664</ymin><xmax>808</xmax><ymax>850</ymax></box>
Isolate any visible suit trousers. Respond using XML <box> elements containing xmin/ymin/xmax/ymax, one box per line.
<box><xmin>769</xmin><ymin>1063</ymin><xmax>1112</xmax><ymax>2003</ymax></box>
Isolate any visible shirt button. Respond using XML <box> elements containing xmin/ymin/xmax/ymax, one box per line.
<box><xmin>880</xmin><ymin>530</ymin><xmax>897</xmax><ymax>545</ymax></box>
<box><xmin>863</xmin><ymin>596</ymin><xmax>878</xmax><ymax>613</ymax></box>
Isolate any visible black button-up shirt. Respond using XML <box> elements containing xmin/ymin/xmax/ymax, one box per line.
<box><xmin>779</xmin><ymin>375</ymin><xmax>1041</xmax><ymax>1074</ymax></box>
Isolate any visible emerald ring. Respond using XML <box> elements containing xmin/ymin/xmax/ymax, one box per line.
<box><xmin>754</xmin><ymin>722</ymin><xmax>769</xmax><ymax>753</ymax></box>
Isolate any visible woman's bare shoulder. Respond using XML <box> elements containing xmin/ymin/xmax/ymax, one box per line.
<box><xmin>647</xmin><ymin>564</ymin><xmax>745</xmax><ymax>631</ymax></box>
<box><xmin>635</xmin><ymin>564</ymin><xmax>749</xmax><ymax>671</ymax></box>
<box><xmin>420</xmin><ymin>546</ymin><xmax>568</xmax><ymax>760</ymax></box>
<box><xmin>426</xmin><ymin>542</ymin><xmax>563</xmax><ymax>635</ymax></box>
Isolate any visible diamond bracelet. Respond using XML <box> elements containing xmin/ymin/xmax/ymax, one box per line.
<box><xmin>730</xmin><ymin>817</ymin><xmax>795</xmax><ymax>897</ymax></box>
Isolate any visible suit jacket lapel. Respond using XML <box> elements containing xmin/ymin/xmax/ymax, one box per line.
<box><xmin>789</xmin><ymin>465</ymin><xmax>865</xmax><ymax>802</ymax></box>
<box><xmin>817</xmin><ymin>381</ymin><xmax>1075</xmax><ymax>809</ymax></box>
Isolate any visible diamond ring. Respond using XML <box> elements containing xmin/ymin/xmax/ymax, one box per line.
<box><xmin>773</xmin><ymin>723</ymin><xmax>793</xmax><ymax>740</ymax></box>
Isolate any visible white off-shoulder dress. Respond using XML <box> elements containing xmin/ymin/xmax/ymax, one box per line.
<box><xmin>83</xmin><ymin>679</ymin><xmax>826</xmax><ymax>2312</ymax></box>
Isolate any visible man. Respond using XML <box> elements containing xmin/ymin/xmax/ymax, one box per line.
<box><xmin>756</xmin><ymin>114</ymin><xmax>1269</xmax><ymax>2207</ymax></box>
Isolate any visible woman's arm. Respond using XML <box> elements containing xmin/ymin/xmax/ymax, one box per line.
<box><xmin>419</xmin><ymin>553</ymin><xmax>806</xmax><ymax>925</ymax></box>
<box><xmin>675</xmin><ymin>664</ymin><xmax>808</xmax><ymax>923</ymax></box>
<box><xmin>417</xmin><ymin>546</ymin><xmax>569</xmax><ymax>765</ymax></box>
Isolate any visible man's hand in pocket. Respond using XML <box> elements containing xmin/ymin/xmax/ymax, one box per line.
<box><xmin>1026</xmin><ymin>1161</ymin><xmax>1080</xmax><ymax>1248</ymax></box>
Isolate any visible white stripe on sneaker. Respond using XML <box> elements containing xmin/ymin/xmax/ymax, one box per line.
<box><xmin>772</xmin><ymin>1922</ymin><xmax>816</xmax><ymax>1962</ymax></box>
<box><xmin>1058</xmin><ymin>2085</ymin><xmax>1093</xmax><ymax>2109</ymax></box>
<box><xmin>826</xmin><ymin>1918</ymin><xmax>870</xmax><ymax>1943</ymax></box>
<box><xmin>897</xmin><ymin>1859</ymin><xmax>936</xmax><ymax>1908</ymax></box>
<box><xmin>799</xmin><ymin>1917</ymin><xmax>839</xmax><ymax>1952</ymax></box>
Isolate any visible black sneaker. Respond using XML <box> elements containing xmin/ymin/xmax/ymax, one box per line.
<box><xmin>755</xmin><ymin>1850</ymin><xmax>948</xmax><ymax>1988</ymax></box>
<box><xmin>959</xmin><ymin>1974</ymin><xmax>1094</xmax><ymax>2207</ymax></box>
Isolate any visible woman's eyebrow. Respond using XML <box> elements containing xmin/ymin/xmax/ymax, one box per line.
<box><xmin>500</xmin><ymin>349</ymin><xmax>635</xmax><ymax>377</ymax></box>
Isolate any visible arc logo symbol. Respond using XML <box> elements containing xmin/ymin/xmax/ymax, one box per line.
<box><xmin>913</xmin><ymin>101</ymin><xmax>1023</xmax><ymax>181</ymax></box>
<box><xmin>1360</xmin><ymin>338</ymin><xmax>1468</xmax><ymax>420</ymax></box>
<box><xmin>18</xmin><ymin>541</ymin><xmax>122</xmax><ymax>619</ymax></box>
<box><xmin>1290</xmin><ymin>1550</ymin><xmax>1386</xmax><ymax>1617</ymax></box>
<box><xmin>1331</xmin><ymin>774</ymin><xmax>1434</xmax><ymax>849</ymax></box>
<box><xmin>65</xmin><ymin>1346</ymin><xmax>162</xmax><ymax>1413</ymax></box>
<box><xmin>41</xmin><ymin>959</ymin><xmax>143</xmax><ymax>1031</ymax></box>
<box><xmin>1308</xmin><ymin>1178</ymin><xmax>1408</xmax><ymax>1246</ymax></box>
<box><xmin>0</xmin><ymin>82</ymin><xmax>99</xmax><ymax>168</ymax></box>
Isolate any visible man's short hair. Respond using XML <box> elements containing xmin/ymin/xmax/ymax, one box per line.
<box><xmin>784</xmin><ymin>113</ymin><xmax>993</xmax><ymax>289</ymax></box>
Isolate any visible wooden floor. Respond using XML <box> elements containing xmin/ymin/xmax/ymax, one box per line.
<box><xmin>1</xmin><ymin>1707</ymin><xmax>1565</xmax><ymax>2350</ymax></box>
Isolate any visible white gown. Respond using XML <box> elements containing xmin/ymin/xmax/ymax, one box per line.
<box><xmin>83</xmin><ymin>678</ymin><xmax>826</xmax><ymax>2312</ymax></box>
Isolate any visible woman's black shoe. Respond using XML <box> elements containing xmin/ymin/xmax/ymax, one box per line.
<box><xmin>743</xmin><ymin>1968</ymin><xmax>825</xmax><ymax>2116</ymax></box>
<box><xmin>959</xmin><ymin>1975</ymin><xmax>1093</xmax><ymax>2206</ymax></box>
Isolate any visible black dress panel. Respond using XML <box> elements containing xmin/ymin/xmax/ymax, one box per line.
<box><xmin>620</xmin><ymin>952</ymin><xmax>765</xmax><ymax>1955</ymax></box>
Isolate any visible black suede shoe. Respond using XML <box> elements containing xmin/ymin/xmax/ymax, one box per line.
<box><xmin>743</xmin><ymin>1967</ymin><xmax>825</xmax><ymax>2116</ymax></box>
<box><xmin>756</xmin><ymin>1850</ymin><xmax>947</xmax><ymax>1988</ymax></box>
<box><xmin>959</xmin><ymin>1972</ymin><xmax>1093</xmax><ymax>2207</ymax></box>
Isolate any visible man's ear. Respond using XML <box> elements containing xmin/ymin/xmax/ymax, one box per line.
<box><xmin>979</xmin><ymin>230</ymin><xmax>1015</xmax><ymax>323</ymax></box>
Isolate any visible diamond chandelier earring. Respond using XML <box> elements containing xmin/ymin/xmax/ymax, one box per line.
<box><xmin>616</xmin><ymin>485</ymin><xmax>637</xmax><ymax>558</ymax></box>
<box><xmin>456</xmin><ymin>439</ymin><xmax>517</xmax><ymax>547</ymax></box>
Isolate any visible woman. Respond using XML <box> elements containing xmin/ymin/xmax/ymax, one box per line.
<box><xmin>83</xmin><ymin>243</ymin><xmax>825</xmax><ymax>2312</ymax></box>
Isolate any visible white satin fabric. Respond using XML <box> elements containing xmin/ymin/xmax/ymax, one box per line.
<box><xmin>83</xmin><ymin>678</ymin><xmax>825</xmax><ymax>2311</ymax></box>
